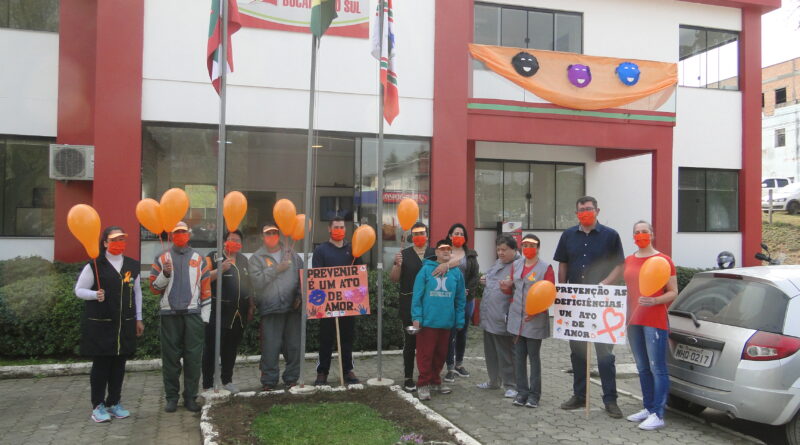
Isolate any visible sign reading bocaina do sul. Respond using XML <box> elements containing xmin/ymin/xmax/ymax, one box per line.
<box><xmin>237</xmin><ymin>0</ymin><xmax>369</xmax><ymax>38</ymax></box>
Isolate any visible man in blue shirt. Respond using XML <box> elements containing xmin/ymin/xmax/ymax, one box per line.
<box><xmin>553</xmin><ymin>196</ymin><xmax>624</xmax><ymax>418</ymax></box>
<box><xmin>312</xmin><ymin>216</ymin><xmax>362</xmax><ymax>386</ymax></box>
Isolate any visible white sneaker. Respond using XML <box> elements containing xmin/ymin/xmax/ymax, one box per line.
<box><xmin>418</xmin><ymin>386</ymin><xmax>431</xmax><ymax>401</ymax></box>
<box><xmin>627</xmin><ymin>408</ymin><xmax>650</xmax><ymax>422</ymax></box>
<box><xmin>504</xmin><ymin>388</ymin><xmax>518</xmax><ymax>398</ymax></box>
<box><xmin>638</xmin><ymin>413</ymin><xmax>665</xmax><ymax>431</ymax></box>
<box><xmin>223</xmin><ymin>383</ymin><xmax>240</xmax><ymax>395</ymax></box>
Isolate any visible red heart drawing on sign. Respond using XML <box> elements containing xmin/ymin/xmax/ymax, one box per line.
<box><xmin>597</xmin><ymin>307</ymin><xmax>625</xmax><ymax>343</ymax></box>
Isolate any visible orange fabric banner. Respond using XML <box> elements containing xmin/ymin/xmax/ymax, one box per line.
<box><xmin>469</xmin><ymin>44</ymin><xmax>677</xmax><ymax>111</ymax></box>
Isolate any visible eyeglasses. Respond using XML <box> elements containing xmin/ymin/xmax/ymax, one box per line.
<box><xmin>411</xmin><ymin>231</ymin><xmax>427</xmax><ymax>236</ymax></box>
<box><xmin>576</xmin><ymin>207</ymin><xmax>596</xmax><ymax>212</ymax></box>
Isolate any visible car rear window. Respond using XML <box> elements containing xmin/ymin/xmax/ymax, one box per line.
<box><xmin>672</xmin><ymin>276</ymin><xmax>789</xmax><ymax>333</ymax></box>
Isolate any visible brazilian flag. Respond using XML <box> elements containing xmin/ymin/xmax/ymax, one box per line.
<box><xmin>310</xmin><ymin>0</ymin><xmax>337</xmax><ymax>38</ymax></box>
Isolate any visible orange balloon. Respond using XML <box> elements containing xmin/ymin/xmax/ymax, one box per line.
<box><xmin>351</xmin><ymin>225</ymin><xmax>376</xmax><ymax>258</ymax></box>
<box><xmin>639</xmin><ymin>255</ymin><xmax>671</xmax><ymax>296</ymax></box>
<box><xmin>135</xmin><ymin>199</ymin><xmax>163</xmax><ymax>235</ymax></box>
<box><xmin>273</xmin><ymin>199</ymin><xmax>297</xmax><ymax>236</ymax></box>
<box><xmin>525</xmin><ymin>280</ymin><xmax>557</xmax><ymax>316</ymax></box>
<box><xmin>290</xmin><ymin>214</ymin><xmax>309</xmax><ymax>241</ymax></box>
<box><xmin>397</xmin><ymin>198</ymin><xmax>419</xmax><ymax>231</ymax></box>
<box><xmin>159</xmin><ymin>188</ymin><xmax>190</xmax><ymax>232</ymax></box>
<box><xmin>223</xmin><ymin>191</ymin><xmax>248</xmax><ymax>232</ymax></box>
<box><xmin>67</xmin><ymin>204</ymin><xmax>101</xmax><ymax>259</ymax></box>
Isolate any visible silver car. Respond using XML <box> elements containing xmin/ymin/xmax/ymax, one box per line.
<box><xmin>667</xmin><ymin>266</ymin><xmax>800</xmax><ymax>443</ymax></box>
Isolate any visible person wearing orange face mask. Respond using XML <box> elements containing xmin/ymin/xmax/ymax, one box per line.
<box><xmin>249</xmin><ymin>222</ymin><xmax>304</xmax><ymax>391</ymax></box>
<box><xmin>390</xmin><ymin>221</ymin><xmax>435</xmax><ymax>392</ymax></box>
<box><xmin>201</xmin><ymin>230</ymin><xmax>254</xmax><ymax>394</ymax></box>
<box><xmin>622</xmin><ymin>220</ymin><xmax>677</xmax><ymax>431</ymax></box>
<box><xmin>150</xmin><ymin>221</ymin><xmax>212</xmax><ymax>413</ymax></box>
<box><xmin>75</xmin><ymin>226</ymin><xmax>143</xmax><ymax>423</ymax></box>
<box><xmin>312</xmin><ymin>216</ymin><xmax>363</xmax><ymax>386</ymax></box>
<box><xmin>553</xmin><ymin>196</ymin><xmax>625</xmax><ymax>418</ymax></box>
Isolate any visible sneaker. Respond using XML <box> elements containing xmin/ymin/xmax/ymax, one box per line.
<box><xmin>560</xmin><ymin>395</ymin><xmax>586</xmax><ymax>410</ymax></box>
<box><xmin>627</xmin><ymin>408</ymin><xmax>651</xmax><ymax>423</ymax></box>
<box><xmin>184</xmin><ymin>398</ymin><xmax>201</xmax><ymax>413</ymax></box>
<box><xmin>504</xmin><ymin>388</ymin><xmax>518</xmax><ymax>399</ymax></box>
<box><xmin>638</xmin><ymin>413</ymin><xmax>665</xmax><ymax>431</ymax></box>
<box><xmin>285</xmin><ymin>382</ymin><xmax>297</xmax><ymax>390</ymax></box>
<box><xmin>344</xmin><ymin>372</ymin><xmax>360</xmax><ymax>385</ymax></box>
<box><xmin>512</xmin><ymin>395</ymin><xmax>527</xmax><ymax>407</ymax></box>
<box><xmin>525</xmin><ymin>399</ymin><xmax>539</xmax><ymax>408</ymax></box>
<box><xmin>314</xmin><ymin>373</ymin><xmax>328</xmax><ymax>386</ymax></box>
<box><xmin>404</xmin><ymin>379</ymin><xmax>417</xmax><ymax>392</ymax></box>
<box><xmin>436</xmin><ymin>384</ymin><xmax>452</xmax><ymax>394</ymax></box>
<box><xmin>223</xmin><ymin>383</ymin><xmax>240</xmax><ymax>395</ymax></box>
<box><xmin>164</xmin><ymin>400</ymin><xmax>178</xmax><ymax>413</ymax></box>
<box><xmin>418</xmin><ymin>386</ymin><xmax>431</xmax><ymax>401</ymax></box>
<box><xmin>443</xmin><ymin>371</ymin><xmax>456</xmax><ymax>383</ymax></box>
<box><xmin>454</xmin><ymin>365</ymin><xmax>470</xmax><ymax>377</ymax></box>
<box><xmin>91</xmin><ymin>403</ymin><xmax>111</xmax><ymax>423</ymax></box>
<box><xmin>106</xmin><ymin>403</ymin><xmax>130</xmax><ymax>419</ymax></box>
<box><xmin>262</xmin><ymin>384</ymin><xmax>276</xmax><ymax>392</ymax></box>
<box><xmin>477</xmin><ymin>381</ymin><xmax>499</xmax><ymax>390</ymax></box>
<box><xmin>605</xmin><ymin>402</ymin><xmax>623</xmax><ymax>419</ymax></box>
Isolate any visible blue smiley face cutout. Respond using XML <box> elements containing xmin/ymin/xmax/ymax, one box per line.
<box><xmin>309</xmin><ymin>289</ymin><xmax>326</xmax><ymax>306</ymax></box>
<box><xmin>616</xmin><ymin>62</ymin><xmax>640</xmax><ymax>86</ymax></box>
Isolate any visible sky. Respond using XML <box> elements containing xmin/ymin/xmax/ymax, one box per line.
<box><xmin>762</xmin><ymin>0</ymin><xmax>800</xmax><ymax>67</ymax></box>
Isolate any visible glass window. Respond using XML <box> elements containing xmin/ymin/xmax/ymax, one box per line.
<box><xmin>474</xmin><ymin>4</ymin><xmax>500</xmax><ymax>45</ymax></box>
<box><xmin>678</xmin><ymin>168</ymin><xmax>738</xmax><ymax>232</ymax></box>
<box><xmin>673</xmin><ymin>276</ymin><xmax>788</xmax><ymax>333</ymax></box>
<box><xmin>474</xmin><ymin>3</ymin><xmax>581</xmax><ymax>53</ymax></box>
<box><xmin>678</xmin><ymin>25</ymin><xmax>739</xmax><ymax>90</ymax></box>
<box><xmin>776</xmin><ymin>128</ymin><xmax>786</xmax><ymax>147</ymax></box>
<box><xmin>554</xmin><ymin>13</ymin><xmax>581</xmax><ymax>53</ymax></box>
<box><xmin>0</xmin><ymin>137</ymin><xmax>55</xmax><ymax>236</ymax></box>
<box><xmin>501</xmin><ymin>8</ymin><xmax>527</xmax><ymax>48</ymax></box>
<box><xmin>776</xmin><ymin>88</ymin><xmax>787</xmax><ymax>105</ymax></box>
<box><xmin>527</xmin><ymin>11</ymin><xmax>553</xmax><ymax>51</ymax></box>
<box><xmin>475</xmin><ymin>160</ymin><xmax>584</xmax><ymax>230</ymax></box>
<box><xmin>6</xmin><ymin>0</ymin><xmax>58</xmax><ymax>32</ymax></box>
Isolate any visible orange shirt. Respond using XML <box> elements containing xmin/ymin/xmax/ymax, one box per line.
<box><xmin>623</xmin><ymin>253</ymin><xmax>676</xmax><ymax>330</ymax></box>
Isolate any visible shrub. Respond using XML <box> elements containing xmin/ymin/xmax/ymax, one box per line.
<box><xmin>676</xmin><ymin>266</ymin><xmax>712</xmax><ymax>292</ymax></box>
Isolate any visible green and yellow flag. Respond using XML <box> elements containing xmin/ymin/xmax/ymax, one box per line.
<box><xmin>310</xmin><ymin>0</ymin><xmax>337</xmax><ymax>38</ymax></box>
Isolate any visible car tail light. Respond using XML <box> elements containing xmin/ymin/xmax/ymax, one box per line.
<box><xmin>742</xmin><ymin>331</ymin><xmax>800</xmax><ymax>361</ymax></box>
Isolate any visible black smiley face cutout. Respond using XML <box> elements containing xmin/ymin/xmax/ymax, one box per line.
<box><xmin>511</xmin><ymin>52</ymin><xmax>540</xmax><ymax>77</ymax></box>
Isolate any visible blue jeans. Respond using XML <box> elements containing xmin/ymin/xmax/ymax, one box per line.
<box><xmin>446</xmin><ymin>299</ymin><xmax>475</xmax><ymax>369</ymax></box>
<box><xmin>628</xmin><ymin>325</ymin><xmax>669</xmax><ymax>418</ymax></box>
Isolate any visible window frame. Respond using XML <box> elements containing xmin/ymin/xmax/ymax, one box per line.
<box><xmin>474</xmin><ymin>158</ymin><xmax>585</xmax><ymax>231</ymax></box>
<box><xmin>678</xmin><ymin>24</ymin><xmax>740</xmax><ymax>91</ymax></box>
<box><xmin>775</xmin><ymin>128</ymin><xmax>786</xmax><ymax>148</ymax></box>
<box><xmin>0</xmin><ymin>134</ymin><xmax>56</xmax><ymax>238</ymax></box>
<box><xmin>474</xmin><ymin>2</ymin><xmax>583</xmax><ymax>53</ymax></box>
<box><xmin>776</xmin><ymin>88</ymin><xmax>787</xmax><ymax>105</ymax></box>
<box><xmin>678</xmin><ymin>167</ymin><xmax>740</xmax><ymax>233</ymax></box>
<box><xmin>2</xmin><ymin>0</ymin><xmax>59</xmax><ymax>33</ymax></box>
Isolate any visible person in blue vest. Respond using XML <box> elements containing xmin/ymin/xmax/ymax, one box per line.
<box><xmin>74</xmin><ymin>226</ymin><xmax>144</xmax><ymax>423</ymax></box>
<box><xmin>411</xmin><ymin>239</ymin><xmax>466</xmax><ymax>401</ymax></box>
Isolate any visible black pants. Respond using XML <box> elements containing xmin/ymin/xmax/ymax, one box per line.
<box><xmin>202</xmin><ymin>317</ymin><xmax>245</xmax><ymax>389</ymax></box>
<box><xmin>401</xmin><ymin>317</ymin><xmax>416</xmax><ymax>379</ymax></box>
<box><xmin>90</xmin><ymin>356</ymin><xmax>127</xmax><ymax>408</ymax></box>
<box><xmin>317</xmin><ymin>316</ymin><xmax>355</xmax><ymax>375</ymax></box>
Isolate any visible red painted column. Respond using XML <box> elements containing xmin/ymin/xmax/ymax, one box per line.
<box><xmin>739</xmin><ymin>7</ymin><xmax>762</xmax><ymax>266</ymax></box>
<box><xmin>93</xmin><ymin>1</ymin><xmax>144</xmax><ymax>260</ymax></box>
<box><xmin>431</xmin><ymin>0</ymin><xmax>472</xmax><ymax>238</ymax></box>
<box><xmin>651</xmin><ymin>143</ymin><xmax>673</xmax><ymax>257</ymax></box>
<box><xmin>54</xmin><ymin>0</ymin><xmax>97</xmax><ymax>263</ymax></box>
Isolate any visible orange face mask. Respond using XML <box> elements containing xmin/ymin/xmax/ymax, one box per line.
<box><xmin>634</xmin><ymin>233</ymin><xmax>651</xmax><ymax>248</ymax></box>
<box><xmin>451</xmin><ymin>235</ymin><xmax>466</xmax><ymax>248</ymax></box>
<box><xmin>412</xmin><ymin>235</ymin><xmax>427</xmax><ymax>248</ymax></box>
<box><xmin>331</xmin><ymin>228</ymin><xmax>346</xmax><ymax>241</ymax></box>
<box><xmin>577</xmin><ymin>211</ymin><xmax>596</xmax><ymax>226</ymax></box>
<box><xmin>522</xmin><ymin>247</ymin><xmax>537</xmax><ymax>259</ymax></box>
<box><xmin>107</xmin><ymin>240</ymin><xmax>126</xmax><ymax>255</ymax></box>
<box><xmin>172</xmin><ymin>233</ymin><xmax>190</xmax><ymax>247</ymax></box>
<box><xmin>225</xmin><ymin>241</ymin><xmax>242</xmax><ymax>254</ymax></box>
<box><xmin>264</xmin><ymin>234</ymin><xmax>279</xmax><ymax>248</ymax></box>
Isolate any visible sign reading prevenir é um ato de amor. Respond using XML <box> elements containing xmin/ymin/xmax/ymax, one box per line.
<box><xmin>238</xmin><ymin>0</ymin><xmax>369</xmax><ymax>38</ymax></box>
<box><xmin>304</xmin><ymin>265</ymin><xmax>371</xmax><ymax>319</ymax></box>
<box><xmin>552</xmin><ymin>284</ymin><xmax>628</xmax><ymax>345</ymax></box>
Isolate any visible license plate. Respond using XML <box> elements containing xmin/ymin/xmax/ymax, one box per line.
<box><xmin>674</xmin><ymin>343</ymin><xmax>713</xmax><ymax>367</ymax></box>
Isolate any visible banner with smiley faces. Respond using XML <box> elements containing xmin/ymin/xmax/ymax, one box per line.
<box><xmin>469</xmin><ymin>44</ymin><xmax>677</xmax><ymax>111</ymax></box>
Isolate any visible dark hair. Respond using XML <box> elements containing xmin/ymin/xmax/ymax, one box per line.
<box><xmin>446</xmin><ymin>223</ymin><xmax>469</xmax><ymax>247</ymax></box>
<box><xmin>495</xmin><ymin>234</ymin><xmax>517</xmax><ymax>250</ymax></box>
<box><xmin>521</xmin><ymin>233</ymin><xmax>541</xmax><ymax>248</ymax></box>
<box><xmin>225</xmin><ymin>230</ymin><xmax>243</xmax><ymax>241</ymax></box>
<box><xmin>576</xmin><ymin>196</ymin><xmax>598</xmax><ymax>209</ymax></box>
<box><xmin>436</xmin><ymin>239</ymin><xmax>451</xmax><ymax>248</ymax></box>
<box><xmin>99</xmin><ymin>225</ymin><xmax>125</xmax><ymax>256</ymax></box>
<box><xmin>328</xmin><ymin>216</ymin><xmax>345</xmax><ymax>227</ymax></box>
<box><xmin>410</xmin><ymin>222</ymin><xmax>427</xmax><ymax>232</ymax></box>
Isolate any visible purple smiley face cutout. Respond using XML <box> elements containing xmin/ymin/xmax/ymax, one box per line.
<box><xmin>567</xmin><ymin>64</ymin><xmax>592</xmax><ymax>88</ymax></box>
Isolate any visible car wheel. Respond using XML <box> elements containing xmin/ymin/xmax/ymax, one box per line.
<box><xmin>667</xmin><ymin>394</ymin><xmax>706</xmax><ymax>416</ymax></box>
<box><xmin>788</xmin><ymin>201</ymin><xmax>800</xmax><ymax>215</ymax></box>
<box><xmin>786</xmin><ymin>410</ymin><xmax>800</xmax><ymax>445</ymax></box>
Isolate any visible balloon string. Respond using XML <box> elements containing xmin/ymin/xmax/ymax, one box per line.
<box><xmin>93</xmin><ymin>258</ymin><xmax>103</xmax><ymax>298</ymax></box>
<box><xmin>400</xmin><ymin>230</ymin><xmax>405</xmax><ymax>250</ymax></box>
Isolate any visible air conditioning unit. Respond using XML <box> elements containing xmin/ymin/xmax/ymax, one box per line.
<box><xmin>49</xmin><ymin>144</ymin><xmax>94</xmax><ymax>180</ymax></box>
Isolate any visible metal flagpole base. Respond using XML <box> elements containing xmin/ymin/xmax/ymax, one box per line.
<box><xmin>289</xmin><ymin>385</ymin><xmax>318</xmax><ymax>395</ymax></box>
<box><xmin>366</xmin><ymin>377</ymin><xmax>395</xmax><ymax>387</ymax></box>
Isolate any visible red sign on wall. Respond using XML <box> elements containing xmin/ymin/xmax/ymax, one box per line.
<box><xmin>237</xmin><ymin>0</ymin><xmax>369</xmax><ymax>39</ymax></box>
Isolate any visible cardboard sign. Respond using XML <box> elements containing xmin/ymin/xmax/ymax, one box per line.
<box><xmin>552</xmin><ymin>284</ymin><xmax>627</xmax><ymax>345</ymax></box>
<box><xmin>304</xmin><ymin>265</ymin><xmax>370</xmax><ymax>319</ymax></box>
<box><xmin>238</xmin><ymin>0</ymin><xmax>369</xmax><ymax>39</ymax></box>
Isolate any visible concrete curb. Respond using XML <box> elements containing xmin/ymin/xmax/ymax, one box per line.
<box><xmin>199</xmin><ymin>383</ymin><xmax>479</xmax><ymax>445</ymax></box>
<box><xmin>0</xmin><ymin>349</ymin><xmax>403</xmax><ymax>380</ymax></box>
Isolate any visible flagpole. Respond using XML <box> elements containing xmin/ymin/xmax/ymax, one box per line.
<box><xmin>213</xmin><ymin>0</ymin><xmax>229</xmax><ymax>392</ymax></box>
<box><xmin>298</xmin><ymin>33</ymin><xmax>319</xmax><ymax>390</ymax></box>
<box><xmin>374</xmin><ymin>0</ymin><xmax>387</xmax><ymax>383</ymax></box>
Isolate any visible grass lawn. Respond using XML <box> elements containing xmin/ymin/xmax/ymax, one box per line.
<box><xmin>251</xmin><ymin>402</ymin><xmax>401</xmax><ymax>445</ymax></box>
<box><xmin>762</xmin><ymin>211</ymin><xmax>800</xmax><ymax>264</ymax></box>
